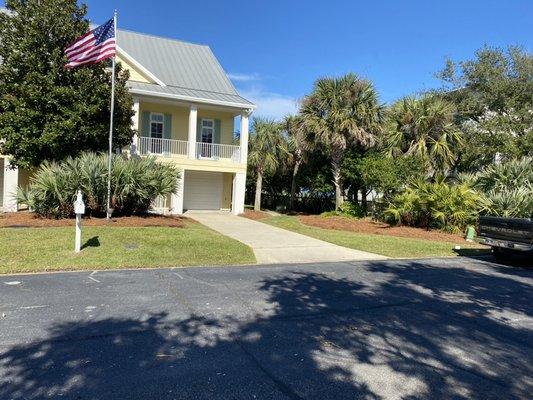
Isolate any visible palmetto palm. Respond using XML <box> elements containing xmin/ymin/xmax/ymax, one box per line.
<box><xmin>283</xmin><ymin>114</ymin><xmax>310</xmax><ymax>210</ymax></box>
<box><xmin>385</xmin><ymin>95</ymin><xmax>462</xmax><ymax>175</ymax></box>
<box><xmin>248</xmin><ymin>117</ymin><xmax>285</xmax><ymax>211</ymax></box>
<box><xmin>299</xmin><ymin>73</ymin><xmax>383</xmax><ymax>210</ymax></box>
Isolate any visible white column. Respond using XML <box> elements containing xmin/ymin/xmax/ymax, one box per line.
<box><xmin>232</xmin><ymin>172</ymin><xmax>246</xmax><ymax>215</ymax></box>
<box><xmin>171</xmin><ymin>169</ymin><xmax>185</xmax><ymax>215</ymax></box>
<box><xmin>188</xmin><ymin>104</ymin><xmax>197</xmax><ymax>159</ymax></box>
<box><xmin>239</xmin><ymin>111</ymin><xmax>250</xmax><ymax>163</ymax></box>
<box><xmin>130</xmin><ymin>98</ymin><xmax>140</xmax><ymax>155</ymax></box>
<box><xmin>3</xmin><ymin>158</ymin><xmax>19</xmax><ymax>212</ymax></box>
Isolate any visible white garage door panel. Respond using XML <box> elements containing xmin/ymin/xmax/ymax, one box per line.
<box><xmin>183</xmin><ymin>171</ymin><xmax>223</xmax><ymax>210</ymax></box>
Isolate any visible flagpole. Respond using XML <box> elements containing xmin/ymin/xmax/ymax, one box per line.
<box><xmin>106</xmin><ymin>10</ymin><xmax>118</xmax><ymax>220</ymax></box>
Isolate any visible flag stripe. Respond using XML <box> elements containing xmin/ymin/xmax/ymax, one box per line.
<box><xmin>68</xmin><ymin>40</ymin><xmax>115</xmax><ymax>62</ymax></box>
<box><xmin>65</xmin><ymin>38</ymin><xmax>96</xmax><ymax>58</ymax></box>
<box><xmin>65</xmin><ymin>49</ymin><xmax>116</xmax><ymax>68</ymax></box>
<box><xmin>65</xmin><ymin>31</ymin><xmax>93</xmax><ymax>52</ymax></box>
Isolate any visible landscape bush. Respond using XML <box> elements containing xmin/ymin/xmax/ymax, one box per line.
<box><xmin>384</xmin><ymin>178</ymin><xmax>483</xmax><ymax>233</ymax></box>
<box><xmin>18</xmin><ymin>152</ymin><xmax>179</xmax><ymax>218</ymax></box>
<box><xmin>471</xmin><ymin>157</ymin><xmax>533</xmax><ymax>218</ymax></box>
<box><xmin>321</xmin><ymin>201</ymin><xmax>364</xmax><ymax>218</ymax></box>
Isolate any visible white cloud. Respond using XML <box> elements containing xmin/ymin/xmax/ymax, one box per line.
<box><xmin>227</xmin><ymin>72</ymin><xmax>262</xmax><ymax>82</ymax></box>
<box><xmin>229</xmin><ymin>72</ymin><xmax>299</xmax><ymax>120</ymax></box>
<box><xmin>239</xmin><ymin>86</ymin><xmax>299</xmax><ymax>120</ymax></box>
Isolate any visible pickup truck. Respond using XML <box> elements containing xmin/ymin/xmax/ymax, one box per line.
<box><xmin>478</xmin><ymin>216</ymin><xmax>533</xmax><ymax>263</ymax></box>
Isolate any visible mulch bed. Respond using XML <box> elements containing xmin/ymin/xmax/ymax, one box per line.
<box><xmin>240</xmin><ymin>209</ymin><xmax>271</xmax><ymax>221</ymax></box>
<box><xmin>0</xmin><ymin>211</ymin><xmax>190</xmax><ymax>228</ymax></box>
<box><xmin>298</xmin><ymin>215</ymin><xmax>471</xmax><ymax>243</ymax></box>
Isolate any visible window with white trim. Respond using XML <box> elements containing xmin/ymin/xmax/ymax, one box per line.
<box><xmin>150</xmin><ymin>113</ymin><xmax>164</xmax><ymax>139</ymax></box>
<box><xmin>201</xmin><ymin>119</ymin><xmax>214</xmax><ymax>143</ymax></box>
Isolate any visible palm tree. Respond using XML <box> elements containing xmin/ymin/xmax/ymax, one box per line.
<box><xmin>299</xmin><ymin>73</ymin><xmax>383</xmax><ymax>210</ymax></box>
<box><xmin>385</xmin><ymin>95</ymin><xmax>462</xmax><ymax>176</ymax></box>
<box><xmin>283</xmin><ymin>114</ymin><xmax>310</xmax><ymax>211</ymax></box>
<box><xmin>248</xmin><ymin>117</ymin><xmax>285</xmax><ymax>211</ymax></box>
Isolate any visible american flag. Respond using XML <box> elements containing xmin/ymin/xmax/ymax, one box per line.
<box><xmin>65</xmin><ymin>18</ymin><xmax>116</xmax><ymax>68</ymax></box>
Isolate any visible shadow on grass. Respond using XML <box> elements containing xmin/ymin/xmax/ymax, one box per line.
<box><xmin>453</xmin><ymin>247</ymin><xmax>492</xmax><ymax>257</ymax></box>
<box><xmin>0</xmin><ymin>260</ymin><xmax>531</xmax><ymax>399</ymax></box>
<box><xmin>80</xmin><ymin>236</ymin><xmax>100</xmax><ymax>250</ymax></box>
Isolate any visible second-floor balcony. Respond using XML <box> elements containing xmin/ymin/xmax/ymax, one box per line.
<box><xmin>138</xmin><ymin>137</ymin><xmax>242</xmax><ymax>163</ymax></box>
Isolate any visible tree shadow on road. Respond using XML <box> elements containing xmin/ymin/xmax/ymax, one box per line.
<box><xmin>0</xmin><ymin>260</ymin><xmax>531</xmax><ymax>399</ymax></box>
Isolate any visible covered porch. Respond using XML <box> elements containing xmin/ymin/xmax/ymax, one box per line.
<box><xmin>129</xmin><ymin>98</ymin><xmax>250</xmax><ymax>165</ymax></box>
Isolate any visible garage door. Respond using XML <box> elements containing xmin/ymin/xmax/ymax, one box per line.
<box><xmin>183</xmin><ymin>171</ymin><xmax>223</xmax><ymax>210</ymax></box>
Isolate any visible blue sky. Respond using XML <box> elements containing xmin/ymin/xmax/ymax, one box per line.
<box><xmin>2</xmin><ymin>1</ymin><xmax>532</xmax><ymax>119</ymax></box>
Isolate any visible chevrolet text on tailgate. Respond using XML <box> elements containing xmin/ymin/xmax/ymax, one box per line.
<box><xmin>478</xmin><ymin>216</ymin><xmax>533</xmax><ymax>262</ymax></box>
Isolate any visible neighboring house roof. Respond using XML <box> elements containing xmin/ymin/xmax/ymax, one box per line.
<box><xmin>117</xmin><ymin>29</ymin><xmax>254</xmax><ymax>109</ymax></box>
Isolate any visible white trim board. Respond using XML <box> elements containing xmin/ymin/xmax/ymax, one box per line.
<box><xmin>130</xmin><ymin>88</ymin><xmax>255</xmax><ymax>111</ymax></box>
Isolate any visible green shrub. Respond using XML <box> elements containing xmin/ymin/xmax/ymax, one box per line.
<box><xmin>384</xmin><ymin>178</ymin><xmax>483</xmax><ymax>233</ymax></box>
<box><xmin>18</xmin><ymin>152</ymin><xmax>179</xmax><ymax>218</ymax></box>
<box><xmin>338</xmin><ymin>201</ymin><xmax>365</xmax><ymax>218</ymax></box>
<box><xmin>320</xmin><ymin>201</ymin><xmax>364</xmax><ymax>218</ymax></box>
<box><xmin>466</xmin><ymin>157</ymin><xmax>533</xmax><ymax>218</ymax></box>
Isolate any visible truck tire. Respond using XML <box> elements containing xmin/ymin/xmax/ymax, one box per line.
<box><xmin>492</xmin><ymin>246</ymin><xmax>509</xmax><ymax>262</ymax></box>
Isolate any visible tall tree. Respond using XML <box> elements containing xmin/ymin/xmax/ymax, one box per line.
<box><xmin>299</xmin><ymin>73</ymin><xmax>383</xmax><ymax>210</ymax></box>
<box><xmin>283</xmin><ymin>114</ymin><xmax>310</xmax><ymax>210</ymax></box>
<box><xmin>385</xmin><ymin>95</ymin><xmax>462</xmax><ymax>176</ymax></box>
<box><xmin>248</xmin><ymin>118</ymin><xmax>285</xmax><ymax>211</ymax></box>
<box><xmin>437</xmin><ymin>46</ymin><xmax>533</xmax><ymax>171</ymax></box>
<box><xmin>0</xmin><ymin>0</ymin><xmax>135</xmax><ymax>169</ymax></box>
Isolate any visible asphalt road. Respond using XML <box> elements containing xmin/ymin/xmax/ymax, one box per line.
<box><xmin>0</xmin><ymin>256</ymin><xmax>531</xmax><ymax>399</ymax></box>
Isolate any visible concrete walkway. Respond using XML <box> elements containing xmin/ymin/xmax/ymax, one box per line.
<box><xmin>185</xmin><ymin>211</ymin><xmax>387</xmax><ymax>264</ymax></box>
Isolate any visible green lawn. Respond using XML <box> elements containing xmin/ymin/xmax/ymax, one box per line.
<box><xmin>0</xmin><ymin>223</ymin><xmax>256</xmax><ymax>274</ymax></box>
<box><xmin>261</xmin><ymin>216</ymin><xmax>489</xmax><ymax>259</ymax></box>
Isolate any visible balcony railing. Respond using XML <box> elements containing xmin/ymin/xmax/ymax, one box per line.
<box><xmin>196</xmin><ymin>142</ymin><xmax>241</xmax><ymax>162</ymax></box>
<box><xmin>139</xmin><ymin>137</ymin><xmax>188</xmax><ymax>157</ymax></box>
<box><xmin>137</xmin><ymin>137</ymin><xmax>242</xmax><ymax>163</ymax></box>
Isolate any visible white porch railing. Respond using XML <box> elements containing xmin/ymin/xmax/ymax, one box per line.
<box><xmin>139</xmin><ymin>137</ymin><xmax>188</xmax><ymax>157</ymax></box>
<box><xmin>138</xmin><ymin>137</ymin><xmax>242</xmax><ymax>162</ymax></box>
<box><xmin>196</xmin><ymin>142</ymin><xmax>241</xmax><ymax>162</ymax></box>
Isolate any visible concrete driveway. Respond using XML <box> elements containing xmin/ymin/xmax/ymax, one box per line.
<box><xmin>0</xmin><ymin>257</ymin><xmax>531</xmax><ymax>399</ymax></box>
<box><xmin>185</xmin><ymin>211</ymin><xmax>386</xmax><ymax>263</ymax></box>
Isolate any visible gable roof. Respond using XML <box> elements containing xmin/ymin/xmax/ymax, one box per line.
<box><xmin>117</xmin><ymin>29</ymin><xmax>254</xmax><ymax>109</ymax></box>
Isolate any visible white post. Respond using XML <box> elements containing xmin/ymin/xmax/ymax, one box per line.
<box><xmin>3</xmin><ymin>159</ymin><xmax>19</xmax><ymax>213</ymax></box>
<box><xmin>188</xmin><ymin>104</ymin><xmax>197</xmax><ymax>159</ymax></box>
<box><xmin>232</xmin><ymin>172</ymin><xmax>246</xmax><ymax>215</ymax></box>
<box><xmin>131</xmin><ymin>98</ymin><xmax>140</xmax><ymax>155</ymax></box>
<box><xmin>239</xmin><ymin>111</ymin><xmax>250</xmax><ymax>163</ymax></box>
<box><xmin>171</xmin><ymin>169</ymin><xmax>185</xmax><ymax>215</ymax></box>
<box><xmin>73</xmin><ymin>190</ymin><xmax>86</xmax><ymax>253</ymax></box>
<box><xmin>75</xmin><ymin>214</ymin><xmax>82</xmax><ymax>253</ymax></box>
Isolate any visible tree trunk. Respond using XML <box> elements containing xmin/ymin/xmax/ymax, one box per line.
<box><xmin>254</xmin><ymin>172</ymin><xmax>263</xmax><ymax>211</ymax></box>
<box><xmin>289</xmin><ymin>160</ymin><xmax>301</xmax><ymax>211</ymax></box>
<box><xmin>331</xmin><ymin>152</ymin><xmax>344</xmax><ymax>211</ymax></box>
<box><xmin>361</xmin><ymin>185</ymin><xmax>368</xmax><ymax>213</ymax></box>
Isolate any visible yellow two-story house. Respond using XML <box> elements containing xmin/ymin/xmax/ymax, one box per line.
<box><xmin>1</xmin><ymin>26</ymin><xmax>254</xmax><ymax>215</ymax></box>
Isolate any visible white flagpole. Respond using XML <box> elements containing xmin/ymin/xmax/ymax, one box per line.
<box><xmin>106</xmin><ymin>10</ymin><xmax>118</xmax><ymax>220</ymax></box>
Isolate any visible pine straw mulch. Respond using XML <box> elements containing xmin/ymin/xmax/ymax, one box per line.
<box><xmin>298</xmin><ymin>215</ymin><xmax>471</xmax><ymax>243</ymax></box>
<box><xmin>0</xmin><ymin>211</ymin><xmax>190</xmax><ymax>228</ymax></box>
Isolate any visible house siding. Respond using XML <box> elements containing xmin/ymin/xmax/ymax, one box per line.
<box><xmin>116</xmin><ymin>54</ymin><xmax>154</xmax><ymax>84</ymax></box>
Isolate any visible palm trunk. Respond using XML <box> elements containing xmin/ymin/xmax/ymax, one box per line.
<box><xmin>289</xmin><ymin>159</ymin><xmax>301</xmax><ymax>211</ymax></box>
<box><xmin>254</xmin><ymin>172</ymin><xmax>263</xmax><ymax>211</ymax></box>
<box><xmin>331</xmin><ymin>152</ymin><xmax>344</xmax><ymax>211</ymax></box>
